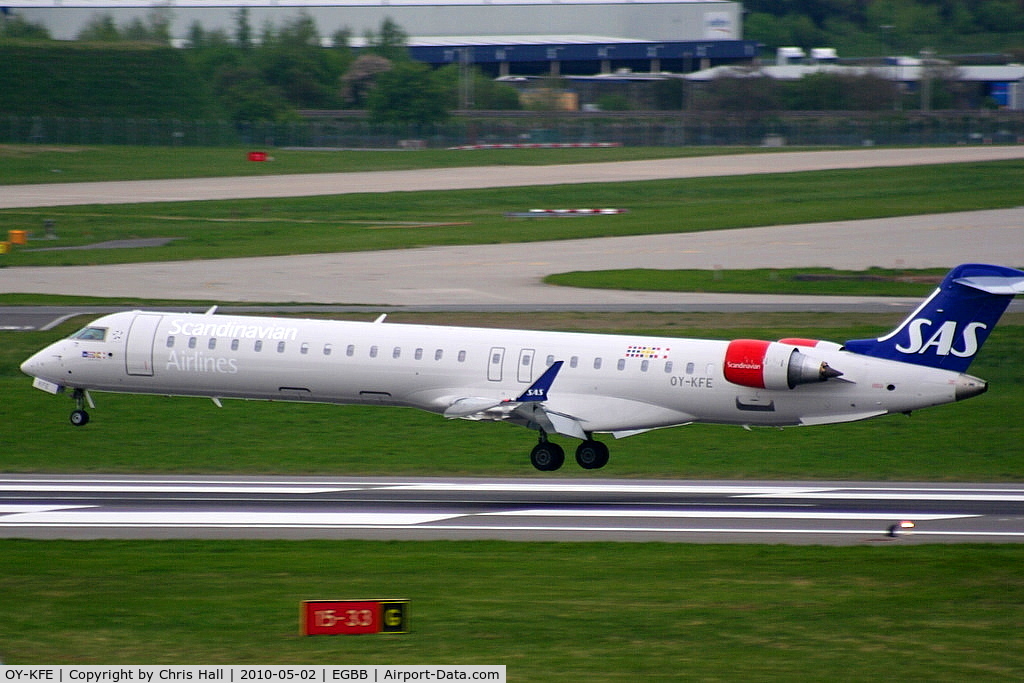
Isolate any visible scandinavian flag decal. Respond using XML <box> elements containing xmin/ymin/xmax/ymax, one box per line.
<box><xmin>625</xmin><ymin>345</ymin><xmax>670</xmax><ymax>359</ymax></box>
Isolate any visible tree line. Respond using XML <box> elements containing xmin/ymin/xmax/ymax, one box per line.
<box><xmin>744</xmin><ymin>0</ymin><xmax>1024</xmax><ymax>57</ymax></box>
<box><xmin>0</xmin><ymin>8</ymin><xmax>520</xmax><ymax>123</ymax></box>
<box><xmin>2</xmin><ymin>2</ymin><xmax>1022</xmax><ymax>120</ymax></box>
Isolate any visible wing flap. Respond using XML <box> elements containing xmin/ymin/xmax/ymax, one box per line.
<box><xmin>443</xmin><ymin>397</ymin><xmax>503</xmax><ymax>418</ymax></box>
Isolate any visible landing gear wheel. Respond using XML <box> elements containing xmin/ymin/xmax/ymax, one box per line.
<box><xmin>575</xmin><ymin>440</ymin><xmax>610</xmax><ymax>469</ymax></box>
<box><xmin>70</xmin><ymin>409</ymin><xmax>90</xmax><ymax>427</ymax></box>
<box><xmin>530</xmin><ymin>442</ymin><xmax>565</xmax><ymax>471</ymax></box>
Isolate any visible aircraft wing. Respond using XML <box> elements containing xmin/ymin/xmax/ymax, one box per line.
<box><xmin>441</xmin><ymin>360</ymin><xmax>696</xmax><ymax>440</ymax></box>
<box><xmin>442</xmin><ymin>361</ymin><xmax>566</xmax><ymax>418</ymax></box>
<box><xmin>510</xmin><ymin>401</ymin><xmax>589</xmax><ymax>440</ymax></box>
<box><xmin>442</xmin><ymin>361</ymin><xmax>588</xmax><ymax>439</ymax></box>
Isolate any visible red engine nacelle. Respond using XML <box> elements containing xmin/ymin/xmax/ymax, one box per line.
<box><xmin>723</xmin><ymin>339</ymin><xmax>843</xmax><ymax>391</ymax></box>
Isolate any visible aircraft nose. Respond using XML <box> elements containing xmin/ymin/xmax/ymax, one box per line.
<box><xmin>20</xmin><ymin>353</ymin><xmax>40</xmax><ymax>377</ymax></box>
<box><xmin>21</xmin><ymin>347</ymin><xmax>57</xmax><ymax>379</ymax></box>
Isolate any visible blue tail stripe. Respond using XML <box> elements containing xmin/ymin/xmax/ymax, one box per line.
<box><xmin>844</xmin><ymin>264</ymin><xmax>1024</xmax><ymax>373</ymax></box>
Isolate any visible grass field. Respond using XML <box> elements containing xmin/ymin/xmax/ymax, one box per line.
<box><xmin>0</xmin><ymin>145</ymin><xmax>770</xmax><ymax>185</ymax></box>
<box><xmin>2</xmin><ymin>540</ymin><xmax>1023</xmax><ymax>678</ymax></box>
<box><xmin>545</xmin><ymin>267</ymin><xmax>953</xmax><ymax>296</ymax></box>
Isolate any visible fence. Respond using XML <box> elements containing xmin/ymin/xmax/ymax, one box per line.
<box><xmin>4</xmin><ymin>113</ymin><xmax>1024</xmax><ymax>148</ymax></box>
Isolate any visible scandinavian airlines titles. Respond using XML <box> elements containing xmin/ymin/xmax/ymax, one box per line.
<box><xmin>167</xmin><ymin>319</ymin><xmax>298</xmax><ymax>341</ymax></box>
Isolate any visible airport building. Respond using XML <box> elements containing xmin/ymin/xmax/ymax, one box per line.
<box><xmin>3</xmin><ymin>0</ymin><xmax>759</xmax><ymax>76</ymax></box>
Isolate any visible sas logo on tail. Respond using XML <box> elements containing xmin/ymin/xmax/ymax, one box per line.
<box><xmin>895</xmin><ymin>319</ymin><xmax>987</xmax><ymax>358</ymax></box>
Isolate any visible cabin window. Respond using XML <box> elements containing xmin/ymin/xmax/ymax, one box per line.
<box><xmin>300</xmin><ymin>343</ymin><xmax>309</xmax><ymax>355</ymax></box>
<box><xmin>231</xmin><ymin>339</ymin><xmax>239</xmax><ymax>351</ymax></box>
<box><xmin>641</xmin><ymin>360</ymin><xmax>650</xmax><ymax>372</ymax></box>
<box><xmin>393</xmin><ymin>347</ymin><xmax>401</xmax><ymax>359</ymax></box>
<box><xmin>415</xmin><ymin>348</ymin><xmax>423</xmax><ymax>361</ymax></box>
<box><xmin>208</xmin><ymin>338</ymin><xmax>217</xmax><ymax>350</ymax></box>
<box><xmin>72</xmin><ymin>326</ymin><xmax>107</xmax><ymax>341</ymax></box>
<box><xmin>546</xmin><ymin>354</ymin><xmax>555</xmax><ymax>366</ymax></box>
<box><xmin>435</xmin><ymin>349</ymin><xmax>443</xmax><ymax>361</ymax></box>
<box><xmin>188</xmin><ymin>337</ymin><xmax>197</xmax><ymax>349</ymax></box>
<box><xmin>492</xmin><ymin>352</ymin><xmax>502</xmax><ymax>365</ymax></box>
<box><xmin>277</xmin><ymin>341</ymin><xmax>286</xmax><ymax>353</ymax></box>
<box><xmin>347</xmin><ymin>344</ymin><xmax>355</xmax><ymax>357</ymax></box>
<box><xmin>617</xmin><ymin>358</ymin><xmax>626</xmax><ymax>371</ymax></box>
<box><xmin>706</xmin><ymin>363</ymin><xmax>715</xmax><ymax>376</ymax></box>
<box><xmin>254</xmin><ymin>340</ymin><xmax>263</xmax><ymax>352</ymax></box>
<box><xmin>664</xmin><ymin>361</ymin><xmax>673</xmax><ymax>373</ymax></box>
<box><xmin>686</xmin><ymin>362</ymin><xmax>695</xmax><ymax>374</ymax></box>
<box><xmin>458</xmin><ymin>350</ymin><xmax>467</xmax><ymax>363</ymax></box>
<box><xmin>594</xmin><ymin>358</ymin><xmax>603</xmax><ymax>370</ymax></box>
<box><xmin>370</xmin><ymin>346</ymin><xmax>378</xmax><ymax>358</ymax></box>
<box><xmin>570</xmin><ymin>356</ymin><xmax>579</xmax><ymax>369</ymax></box>
<box><xmin>323</xmin><ymin>344</ymin><xmax>332</xmax><ymax>356</ymax></box>
<box><xmin>166</xmin><ymin>336</ymin><xmax>175</xmax><ymax>348</ymax></box>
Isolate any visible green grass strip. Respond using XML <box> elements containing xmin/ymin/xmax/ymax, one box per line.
<box><xmin>545</xmin><ymin>267</ymin><xmax>953</xmax><ymax>296</ymax></box>
<box><xmin>1</xmin><ymin>540</ymin><xmax>1023</xmax><ymax>679</ymax></box>
<box><xmin>0</xmin><ymin>145</ymin><xmax>770</xmax><ymax>185</ymax></box>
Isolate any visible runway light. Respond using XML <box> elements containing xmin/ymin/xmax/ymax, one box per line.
<box><xmin>887</xmin><ymin>520</ymin><xmax>916</xmax><ymax>537</ymax></box>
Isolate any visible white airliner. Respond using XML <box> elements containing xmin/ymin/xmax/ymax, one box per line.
<box><xmin>21</xmin><ymin>263</ymin><xmax>1024</xmax><ymax>471</ymax></box>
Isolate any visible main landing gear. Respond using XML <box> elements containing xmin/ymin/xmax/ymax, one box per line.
<box><xmin>69</xmin><ymin>388</ymin><xmax>91</xmax><ymax>427</ymax></box>
<box><xmin>529</xmin><ymin>430</ymin><xmax>610</xmax><ymax>471</ymax></box>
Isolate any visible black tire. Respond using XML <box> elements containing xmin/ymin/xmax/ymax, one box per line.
<box><xmin>575</xmin><ymin>440</ymin><xmax>610</xmax><ymax>469</ymax></box>
<box><xmin>530</xmin><ymin>442</ymin><xmax>565</xmax><ymax>471</ymax></box>
<box><xmin>70</xmin><ymin>409</ymin><xmax>90</xmax><ymax>427</ymax></box>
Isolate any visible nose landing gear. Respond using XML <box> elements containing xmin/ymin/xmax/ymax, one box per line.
<box><xmin>69</xmin><ymin>388</ymin><xmax>92</xmax><ymax>427</ymax></box>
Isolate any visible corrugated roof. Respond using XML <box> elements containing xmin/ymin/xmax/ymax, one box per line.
<box><xmin>403</xmin><ymin>35</ymin><xmax>650</xmax><ymax>47</ymax></box>
<box><xmin>685</xmin><ymin>64</ymin><xmax>1024</xmax><ymax>83</ymax></box>
<box><xmin>4</xmin><ymin>0</ymin><xmax>732</xmax><ymax>7</ymax></box>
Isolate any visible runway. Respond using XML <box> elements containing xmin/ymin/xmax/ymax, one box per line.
<box><xmin>2</xmin><ymin>475</ymin><xmax>1022</xmax><ymax>545</ymax></box>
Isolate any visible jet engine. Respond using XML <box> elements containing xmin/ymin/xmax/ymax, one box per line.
<box><xmin>723</xmin><ymin>339</ymin><xmax>843</xmax><ymax>391</ymax></box>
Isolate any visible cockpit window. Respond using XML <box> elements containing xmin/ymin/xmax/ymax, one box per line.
<box><xmin>71</xmin><ymin>326</ymin><xmax>107</xmax><ymax>341</ymax></box>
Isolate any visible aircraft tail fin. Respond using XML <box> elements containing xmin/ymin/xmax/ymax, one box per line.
<box><xmin>844</xmin><ymin>263</ymin><xmax>1024</xmax><ymax>372</ymax></box>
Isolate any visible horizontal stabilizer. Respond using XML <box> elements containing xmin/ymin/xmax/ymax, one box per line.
<box><xmin>954</xmin><ymin>274</ymin><xmax>1024</xmax><ymax>295</ymax></box>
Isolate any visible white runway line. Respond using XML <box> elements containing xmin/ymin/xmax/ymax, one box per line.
<box><xmin>0</xmin><ymin>510</ymin><xmax>460</xmax><ymax>527</ymax></box>
<box><xmin>0</xmin><ymin>484</ymin><xmax>352</xmax><ymax>494</ymax></box>
<box><xmin>483</xmin><ymin>509</ymin><xmax>977</xmax><ymax>521</ymax></box>
<box><xmin>386</xmin><ymin>483</ymin><xmax>832</xmax><ymax>496</ymax></box>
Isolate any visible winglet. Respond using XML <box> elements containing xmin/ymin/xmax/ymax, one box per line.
<box><xmin>515</xmin><ymin>361</ymin><xmax>563</xmax><ymax>402</ymax></box>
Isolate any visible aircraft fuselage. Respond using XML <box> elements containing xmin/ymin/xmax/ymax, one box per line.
<box><xmin>22</xmin><ymin>309</ymin><xmax>981</xmax><ymax>436</ymax></box>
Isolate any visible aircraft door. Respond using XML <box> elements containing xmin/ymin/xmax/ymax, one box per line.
<box><xmin>517</xmin><ymin>348</ymin><xmax>535</xmax><ymax>383</ymax></box>
<box><xmin>487</xmin><ymin>347</ymin><xmax>505</xmax><ymax>382</ymax></box>
<box><xmin>124</xmin><ymin>313</ymin><xmax>163</xmax><ymax>376</ymax></box>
